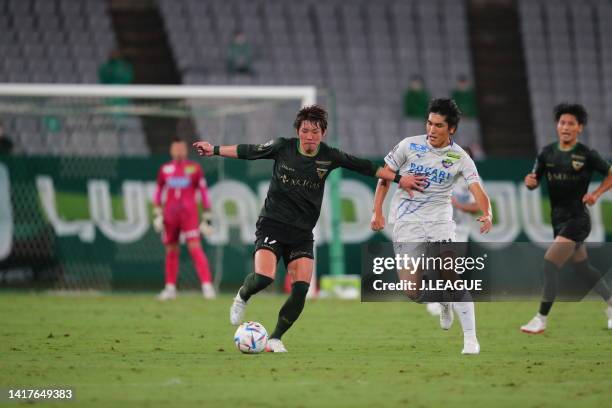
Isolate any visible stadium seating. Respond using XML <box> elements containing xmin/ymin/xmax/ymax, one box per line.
<box><xmin>0</xmin><ymin>0</ymin><xmax>149</xmax><ymax>156</ymax></box>
<box><xmin>158</xmin><ymin>0</ymin><xmax>481</xmax><ymax>156</ymax></box>
<box><xmin>519</xmin><ymin>0</ymin><xmax>612</xmax><ymax>157</ymax></box>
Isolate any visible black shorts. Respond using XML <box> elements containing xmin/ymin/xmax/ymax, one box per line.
<box><xmin>254</xmin><ymin>217</ymin><xmax>314</xmax><ymax>267</ymax></box>
<box><xmin>552</xmin><ymin>213</ymin><xmax>591</xmax><ymax>243</ymax></box>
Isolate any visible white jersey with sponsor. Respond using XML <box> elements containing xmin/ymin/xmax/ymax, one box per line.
<box><xmin>385</xmin><ymin>134</ymin><xmax>480</xmax><ymax>223</ymax></box>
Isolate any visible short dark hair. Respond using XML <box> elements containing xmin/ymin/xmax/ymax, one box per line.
<box><xmin>554</xmin><ymin>103</ymin><xmax>588</xmax><ymax>125</ymax></box>
<box><xmin>427</xmin><ymin>98</ymin><xmax>462</xmax><ymax>130</ymax></box>
<box><xmin>171</xmin><ymin>136</ymin><xmax>186</xmax><ymax>144</ymax></box>
<box><xmin>294</xmin><ymin>105</ymin><xmax>328</xmax><ymax>133</ymax></box>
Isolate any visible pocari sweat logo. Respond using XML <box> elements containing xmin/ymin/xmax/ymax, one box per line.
<box><xmin>409</xmin><ymin>163</ymin><xmax>452</xmax><ymax>185</ymax></box>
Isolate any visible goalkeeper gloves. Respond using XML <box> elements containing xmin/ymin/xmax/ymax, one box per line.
<box><xmin>200</xmin><ymin>210</ymin><xmax>214</xmax><ymax>237</ymax></box>
<box><xmin>153</xmin><ymin>207</ymin><xmax>164</xmax><ymax>233</ymax></box>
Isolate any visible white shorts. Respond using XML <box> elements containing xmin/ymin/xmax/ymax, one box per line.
<box><xmin>392</xmin><ymin>220</ymin><xmax>456</xmax><ymax>243</ymax></box>
<box><xmin>392</xmin><ymin>221</ymin><xmax>465</xmax><ymax>276</ymax></box>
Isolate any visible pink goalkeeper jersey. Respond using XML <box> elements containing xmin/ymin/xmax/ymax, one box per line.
<box><xmin>153</xmin><ymin>160</ymin><xmax>211</xmax><ymax>211</ymax></box>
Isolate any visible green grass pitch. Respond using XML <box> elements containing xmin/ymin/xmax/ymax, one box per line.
<box><xmin>1</xmin><ymin>294</ymin><xmax>611</xmax><ymax>407</ymax></box>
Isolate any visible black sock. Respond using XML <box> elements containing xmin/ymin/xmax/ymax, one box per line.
<box><xmin>539</xmin><ymin>260</ymin><xmax>559</xmax><ymax>316</ymax></box>
<box><xmin>270</xmin><ymin>281</ymin><xmax>310</xmax><ymax>340</ymax></box>
<box><xmin>238</xmin><ymin>273</ymin><xmax>273</xmax><ymax>302</ymax></box>
<box><xmin>573</xmin><ymin>260</ymin><xmax>612</xmax><ymax>302</ymax></box>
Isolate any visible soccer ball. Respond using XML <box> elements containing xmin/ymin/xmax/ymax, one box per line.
<box><xmin>234</xmin><ymin>321</ymin><xmax>268</xmax><ymax>354</ymax></box>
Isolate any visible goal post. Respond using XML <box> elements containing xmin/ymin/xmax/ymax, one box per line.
<box><xmin>0</xmin><ymin>84</ymin><xmax>344</xmax><ymax>295</ymax></box>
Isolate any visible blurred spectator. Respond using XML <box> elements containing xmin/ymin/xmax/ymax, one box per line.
<box><xmin>0</xmin><ymin>121</ymin><xmax>13</xmax><ymax>154</ymax></box>
<box><xmin>403</xmin><ymin>75</ymin><xmax>430</xmax><ymax>119</ymax></box>
<box><xmin>98</xmin><ymin>49</ymin><xmax>134</xmax><ymax>85</ymax></box>
<box><xmin>226</xmin><ymin>31</ymin><xmax>254</xmax><ymax>75</ymax></box>
<box><xmin>452</xmin><ymin>75</ymin><xmax>478</xmax><ymax>118</ymax></box>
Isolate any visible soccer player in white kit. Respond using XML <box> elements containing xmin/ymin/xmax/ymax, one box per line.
<box><xmin>371</xmin><ymin>99</ymin><xmax>492</xmax><ymax>355</ymax></box>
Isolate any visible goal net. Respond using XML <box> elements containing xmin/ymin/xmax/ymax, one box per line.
<box><xmin>0</xmin><ymin>84</ymin><xmax>328</xmax><ymax>293</ymax></box>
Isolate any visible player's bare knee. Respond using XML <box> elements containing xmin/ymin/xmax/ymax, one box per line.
<box><xmin>186</xmin><ymin>240</ymin><xmax>201</xmax><ymax>251</ymax></box>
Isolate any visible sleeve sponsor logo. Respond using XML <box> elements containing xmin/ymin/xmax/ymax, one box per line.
<box><xmin>256</xmin><ymin>140</ymin><xmax>274</xmax><ymax>151</ymax></box>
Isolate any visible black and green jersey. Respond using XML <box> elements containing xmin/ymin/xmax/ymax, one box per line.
<box><xmin>237</xmin><ymin>137</ymin><xmax>378</xmax><ymax>231</ymax></box>
<box><xmin>532</xmin><ymin>142</ymin><xmax>611</xmax><ymax>221</ymax></box>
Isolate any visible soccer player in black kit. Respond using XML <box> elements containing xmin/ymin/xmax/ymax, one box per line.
<box><xmin>193</xmin><ymin>105</ymin><xmax>425</xmax><ymax>352</ymax></box>
<box><xmin>520</xmin><ymin>103</ymin><xmax>612</xmax><ymax>334</ymax></box>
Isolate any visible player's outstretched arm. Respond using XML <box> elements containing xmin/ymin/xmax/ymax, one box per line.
<box><xmin>583</xmin><ymin>171</ymin><xmax>612</xmax><ymax>206</ymax></box>
<box><xmin>468</xmin><ymin>182</ymin><xmax>493</xmax><ymax>234</ymax></box>
<box><xmin>331</xmin><ymin>148</ymin><xmax>426</xmax><ymax>195</ymax></box>
<box><xmin>193</xmin><ymin>141</ymin><xmax>238</xmax><ymax>158</ymax></box>
<box><xmin>451</xmin><ymin>196</ymin><xmax>480</xmax><ymax>214</ymax></box>
<box><xmin>375</xmin><ymin>166</ymin><xmax>426</xmax><ymax>197</ymax></box>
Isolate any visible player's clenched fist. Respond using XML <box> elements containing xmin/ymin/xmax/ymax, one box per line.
<box><xmin>524</xmin><ymin>173</ymin><xmax>539</xmax><ymax>190</ymax></box>
<box><xmin>370</xmin><ymin>212</ymin><xmax>385</xmax><ymax>231</ymax></box>
<box><xmin>193</xmin><ymin>141</ymin><xmax>214</xmax><ymax>156</ymax></box>
<box><xmin>398</xmin><ymin>174</ymin><xmax>427</xmax><ymax>198</ymax></box>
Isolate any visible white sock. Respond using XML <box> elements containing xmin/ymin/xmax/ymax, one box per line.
<box><xmin>165</xmin><ymin>283</ymin><xmax>176</xmax><ymax>291</ymax></box>
<box><xmin>536</xmin><ymin>313</ymin><xmax>547</xmax><ymax>322</ymax></box>
<box><xmin>453</xmin><ymin>302</ymin><xmax>476</xmax><ymax>338</ymax></box>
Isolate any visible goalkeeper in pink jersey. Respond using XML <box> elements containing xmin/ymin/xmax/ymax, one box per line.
<box><xmin>153</xmin><ymin>138</ymin><xmax>215</xmax><ymax>300</ymax></box>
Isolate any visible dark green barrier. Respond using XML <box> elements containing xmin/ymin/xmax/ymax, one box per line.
<box><xmin>0</xmin><ymin>155</ymin><xmax>610</xmax><ymax>290</ymax></box>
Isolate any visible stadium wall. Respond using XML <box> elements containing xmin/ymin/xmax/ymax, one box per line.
<box><xmin>0</xmin><ymin>156</ymin><xmax>610</xmax><ymax>290</ymax></box>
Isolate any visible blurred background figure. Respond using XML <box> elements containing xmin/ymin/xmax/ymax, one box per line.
<box><xmin>98</xmin><ymin>48</ymin><xmax>134</xmax><ymax>85</ymax></box>
<box><xmin>153</xmin><ymin>138</ymin><xmax>215</xmax><ymax>300</ymax></box>
<box><xmin>452</xmin><ymin>75</ymin><xmax>478</xmax><ymax>119</ymax></box>
<box><xmin>0</xmin><ymin>120</ymin><xmax>13</xmax><ymax>155</ymax></box>
<box><xmin>226</xmin><ymin>31</ymin><xmax>253</xmax><ymax>76</ymax></box>
<box><xmin>403</xmin><ymin>75</ymin><xmax>430</xmax><ymax>136</ymax></box>
<box><xmin>403</xmin><ymin>75</ymin><xmax>429</xmax><ymax>120</ymax></box>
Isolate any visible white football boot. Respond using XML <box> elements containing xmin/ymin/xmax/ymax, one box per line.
<box><xmin>158</xmin><ymin>285</ymin><xmax>177</xmax><ymax>301</ymax></box>
<box><xmin>520</xmin><ymin>314</ymin><xmax>547</xmax><ymax>334</ymax></box>
<box><xmin>202</xmin><ymin>282</ymin><xmax>216</xmax><ymax>299</ymax></box>
<box><xmin>265</xmin><ymin>338</ymin><xmax>288</xmax><ymax>353</ymax></box>
<box><xmin>229</xmin><ymin>290</ymin><xmax>247</xmax><ymax>326</ymax></box>
<box><xmin>439</xmin><ymin>302</ymin><xmax>454</xmax><ymax>330</ymax></box>
<box><xmin>606</xmin><ymin>306</ymin><xmax>612</xmax><ymax>330</ymax></box>
<box><xmin>426</xmin><ymin>303</ymin><xmax>442</xmax><ymax>316</ymax></box>
<box><xmin>462</xmin><ymin>336</ymin><xmax>480</xmax><ymax>355</ymax></box>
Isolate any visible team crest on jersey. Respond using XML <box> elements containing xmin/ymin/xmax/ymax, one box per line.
<box><xmin>163</xmin><ymin>164</ymin><xmax>175</xmax><ymax>174</ymax></box>
<box><xmin>410</xmin><ymin>143</ymin><xmax>429</xmax><ymax>153</ymax></box>
<box><xmin>571</xmin><ymin>160</ymin><xmax>584</xmax><ymax>171</ymax></box>
<box><xmin>442</xmin><ymin>158</ymin><xmax>454</xmax><ymax>168</ymax></box>
<box><xmin>184</xmin><ymin>165</ymin><xmax>196</xmax><ymax>175</ymax></box>
<box><xmin>316</xmin><ymin>168</ymin><xmax>329</xmax><ymax>179</ymax></box>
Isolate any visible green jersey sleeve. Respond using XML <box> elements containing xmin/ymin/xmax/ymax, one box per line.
<box><xmin>329</xmin><ymin>147</ymin><xmax>378</xmax><ymax>177</ymax></box>
<box><xmin>532</xmin><ymin>149</ymin><xmax>546</xmax><ymax>181</ymax></box>
<box><xmin>586</xmin><ymin>148</ymin><xmax>611</xmax><ymax>176</ymax></box>
<box><xmin>237</xmin><ymin>138</ymin><xmax>284</xmax><ymax>160</ymax></box>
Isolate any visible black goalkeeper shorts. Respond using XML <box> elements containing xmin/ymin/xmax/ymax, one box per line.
<box><xmin>254</xmin><ymin>217</ymin><xmax>314</xmax><ymax>267</ymax></box>
<box><xmin>552</xmin><ymin>213</ymin><xmax>591</xmax><ymax>243</ymax></box>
